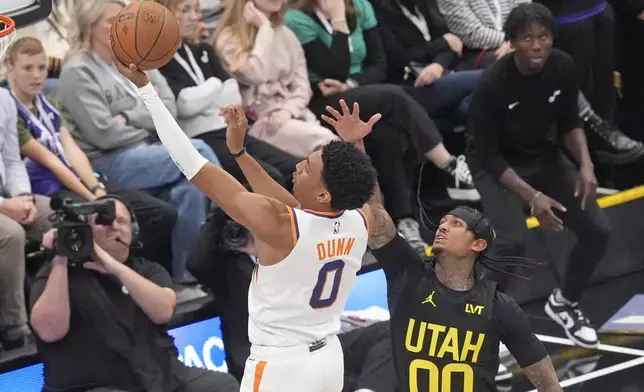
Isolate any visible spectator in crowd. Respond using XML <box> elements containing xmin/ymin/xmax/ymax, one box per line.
<box><xmin>0</xmin><ymin>88</ymin><xmax>52</xmax><ymax>350</ymax></box>
<box><xmin>213</xmin><ymin>0</ymin><xmax>479</xmax><ymax>254</ymax></box>
<box><xmin>188</xmin><ymin>204</ymin><xmax>398</xmax><ymax>391</ymax></box>
<box><xmin>213</xmin><ymin>0</ymin><xmax>339</xmax><ymax>158</ymax></box>
<box><xmin>29</xmin><ymin>196</ymin><xmax>239</xmax><ymax>392</ymax></box>
<box><xmin>369</xmin><ymin>0</ymin><xmax>482</xmax><ymax>125</ymax></box>
<box><xmin>437</xmin><ymin>0</ymin><xmax>644</xmax><ymax>165</ymax></box>
<box><xmin>199</xmin><ymin>0</ymin><xmax>224</xmax><ymax>38</ymax></box>
<box><xmin>3</xmin><ymin>37</ymin><xmax>178</xmax><ymax>274</ymax></box>
<box><xmin>156</xmin><ymin>0</ymin><xmax>300</xmax><ymax>188</ymax></box>
<box><xmin>283</xmin><ymin>0</ymin><xmax>479</xmax><ymax>199</ymax></box>
<box><xmin>57</xmin><ymin>0</ymin><xmax>219</xmax><ymax>283</ymax></box>
<box><xmin>467</xmin><ymin>3</ymin><xmax>610</xmax><ymax>348</ymax></box>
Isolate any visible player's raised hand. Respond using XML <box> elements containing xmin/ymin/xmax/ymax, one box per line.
<box><xmin>321</xmin><ymin>100</ymin><xmax>381</xmax><ymax>143</ymax></box>
<box><xmin>109</xmin><ymin>40</ymin><xmax>149</xmax><ymax>88</ymax></box>
<box><xmin>220</xmin><ymin>105</ymin><xmax>249</xmax><ymax>153</ymax></box>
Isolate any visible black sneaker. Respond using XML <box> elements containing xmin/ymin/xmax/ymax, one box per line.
<box><xmin>584</xmin><ymin>113</ymin><xmax>644</xmax><ymax>165</ymax></box>
<box><xmin>445</xmin><ymin>155</ymin><xmax>480</xmax><ymax>201</ymax></box>
<box><xmin>544</xmin><ymin>290</ymin><xmax>598</xmax><ymax>349</ymax></box>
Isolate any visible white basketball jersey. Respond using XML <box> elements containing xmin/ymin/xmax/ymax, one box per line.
<box><xmin>248</xmin><ymin>207</ymin><xmax>369</xmax><ymax>347</ymax></box>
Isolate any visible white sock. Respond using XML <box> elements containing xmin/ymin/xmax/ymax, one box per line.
<box><xmin>355</xmin><ymin>389</ymin><xmax>376</xmax><ymax>392</ymax></box>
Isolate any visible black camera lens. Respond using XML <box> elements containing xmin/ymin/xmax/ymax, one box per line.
<box><xmin>63</xmin><ymin>228</ymin><xmax>87</xmax><ymax>252</ymax></box>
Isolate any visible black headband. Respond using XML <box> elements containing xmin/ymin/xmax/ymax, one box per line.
<box><xmin>446</xmin><ymin>206</ymin><xmax>496</xmax><ymax>245</ymax></box>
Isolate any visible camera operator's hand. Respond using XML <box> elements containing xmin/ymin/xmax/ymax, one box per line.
<box><xmin>84</xmin><ymin>243</ymin><xmax>122</xmax><ymax>275</ymax></box>
<box><xmin>42</xmin><ymin>229</ymin><xmax>57</xmax><ymax>249</ymax></box>
<box><xmin>0</xmin><ymin>196</ymin><xmax>34</xmax><ymax>224</ymax></box>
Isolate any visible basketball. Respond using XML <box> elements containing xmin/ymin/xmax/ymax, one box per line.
<box><xmin>110</xmin><ymin>0</ymin><xmax>180</xmax><ymax>71</ymax></box>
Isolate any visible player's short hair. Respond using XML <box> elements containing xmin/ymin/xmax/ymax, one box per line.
<box><xmin>3</xmin><ymin>36</ymin><xmax>44</xmax><ymax>65</ymax></box>
<box><xmin>321</xmin><ymin>140</ymin><xmax>377</xmax><ymax>211</ymax></box>
<box><xmin>504</xmin><ymin>3</ymin><xmax>557</xmax><ymax>41</ymax></box>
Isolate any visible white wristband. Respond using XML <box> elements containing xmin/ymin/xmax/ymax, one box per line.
<box><xmin>138</xmin><ymin>83</ymin><xmax>208</xmax><ymax>180</ymax></box>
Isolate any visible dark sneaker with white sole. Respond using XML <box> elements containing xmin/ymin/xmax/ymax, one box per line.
<box><xmin>544</xmin><ymin>290</ymin><xmax>598</xmax><ymax>349</ymax></box>
<box><xmin>445</xmin><ymin>155</ymin><xmax>480</xmax><ymax>201</ymax></box>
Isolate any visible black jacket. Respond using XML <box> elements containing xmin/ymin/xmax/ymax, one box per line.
<box><xmin>370</xmin><ymin>0</ymin><xmax>457</xmax><ymax>83</ymax></box>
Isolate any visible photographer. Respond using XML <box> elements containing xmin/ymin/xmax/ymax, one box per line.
<box><xmin>189</xmin><ymin>206</ymin><xmax>397</xmax><ymax>391</ymax></box>
<box><xmin>29</xmin><ymin>196</ymin><xmax>239</xmax><ymax>392</ymax></box>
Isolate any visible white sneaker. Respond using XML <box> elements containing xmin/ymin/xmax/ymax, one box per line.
<box><xmin>496</xmin><ymin>363</ymin><xmax>512</xmax><ymax>382</ymax></box>
<box><xmin>544</xmin><ymin>289</ymin><xmax>599</xmax><ymax>349</ymax></box>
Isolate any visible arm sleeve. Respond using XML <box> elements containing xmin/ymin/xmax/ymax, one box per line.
<box><xmin>466</xmin><ymin>76</ymin><xmax>510</xmax><ymax>179</ymax></box>
<box><xmin>1</xmin><ymin>93</ymin><xmax>32</xmax><ymax>195</ymax></box>
<box><xmin>494</xmin><ymin>292</ymin><xmax>548</xmax><ymax>368</ymax></box>
<box><xmin>149</xmin><ymin>70</ymin><xmax>178</xmax><ymax>119</ymax></box>
<box><xmin>436</xmin><ymin>0</ymin><xmax>505</xmax><ymax>49</ymax></box>
<box><xmin>352</xmin><ymin>28</ymin><xmax>388</xmax><ymax>85</ymax></box>
<box><xmin>370</xmin><ymin>233</ymin><xmax>424</xmax><ymax>283</ymax></box>
<box><xmin>286</xmin><ymin>10</ymin><xmax>352</xmax><ymax>82</ymax></box>
<box><xmin>556</xmin><ymin>53</ymin><xmax>583</xmax><ymax>135</ymax></box>
<box><xmin>57</xmin><ymin>66</ymin><xmax>150</xmax><ymax>151</ymax></box>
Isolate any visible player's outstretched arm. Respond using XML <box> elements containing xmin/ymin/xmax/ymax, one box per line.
<box><xmin>523</xmin><ymin>356</ymin><xmax>563</xmax><ymax>392</ymax></box>
<box><xmin>321</xmin><ymin>100</ymin><xmax>396</xmax><ymax>250</ymax></box>
<box><xmin>112</xmin><ymin>59</ymin><xmax>291</xmax><ymax>243</ymax></box>
<box><xmin>220</xmin><ymin>105</ymin><xmax>300</xmax><ymax>208</ymax></box>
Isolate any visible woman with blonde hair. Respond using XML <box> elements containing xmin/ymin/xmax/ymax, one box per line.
<box><xmin>213</xmin><ymin>0</ymin><xmax>338</xmax><ymax>158</ymax></box>
<box><xmin>57</xmin><ymin>0</ymin><xmax>219</xmax><ymax>284</ymax></box>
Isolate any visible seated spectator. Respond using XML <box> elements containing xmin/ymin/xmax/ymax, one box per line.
<box><xmin>29</xmin><ymin>196</ymin><xmax>239</xmax><ymax>392</ymax></box>
<box><xmin>215</xmin><ymin>0</ymin><xmax>478</xmax><ymax>253</ymax></box>
<box><xmin>155</xmin><ymin>0</ymin><xmax>300</xmax><ymax>188</ymax></box>
<box><xmin>0</xmin><ymin>88</ymin><xmax>52</xmax><ymax>350</ymax></box>
<box><xmin>437</xmin><ymin>0</ymin><xmax>644</xmax><ymax>165</ymax></box>
<box><xmin>282</xmin><ymin>0</ymin><xmax>478</xmax><ymax>196</ymax></box>
<box><xmin>213</xmin><ymin>0</ymin><xmax>339</xmax><ymax>158</ymax></box>
<box><xmin>370</xmin><ymin>0</ymin><xmax>482</xmax><ymax>124</ymax></box>
<box><xmin>466</xmin><ymin>3</ymin><xmax>610</xmax><ymax>348</ymax></box>
<box><xmin>57</xmin><ymin>0</ymin><xmax>219</xmax><ymax>283</ymax></box>
<box><xmin>3</xmin><ymin>37</ymin><xmax>178</xmax><ymax>274</ymax></box>
<box><xmin>285</xmin><ymin>0</ymin><xmax>478</xmax><ymax>131</ymax></box>
<box><xmin>188</xmin><ymin>205</ymin><xmax>398</xmax><ymax>391</ymax></box>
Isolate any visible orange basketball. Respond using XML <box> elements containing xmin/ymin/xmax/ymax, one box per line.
<box><xmin>110</xmin><ymin>0</ymin><xmax>180</xmax><ymax>71</ymax></box>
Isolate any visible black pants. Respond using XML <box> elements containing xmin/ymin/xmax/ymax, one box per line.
<box><xmin>473</xmin><ymin>159</ymin><xmax>611</xmax><ymax>301</ymax></box>
<box><xmin>173</xmin><ymin>361</ymin><xmax>240</xmax><ymax>392</ymax></box>
<box><xmin>340</xmin><ymin>321</ymin><xmax>398</xmax><ymax>392</ymax></box>
<box><xmin>310</xmin><ymin>84</ymin><xmax>443</xmax><ymax>221</ymax></box>
<box><xmin>196</xmin><ymin>130</ymin><xmax>299</xmax><ymax>190</ymax></box>
<box><xmin>54</xmin><ymin>188</ymin><xmax>177</xmax><ymax>274</ymax></box>
<box><xmin>555</xmin><ymin>5</ymin><xmax>616</xmax><ymax>121</ymax></box>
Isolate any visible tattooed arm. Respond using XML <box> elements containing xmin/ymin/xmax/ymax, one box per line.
<box><xmin>523</xmin><ymin>356</ymin><xmax>563</xmax><ymax>392</ymax></box>
<box><xmin>353</xmin><ymin>140</ymin><xmax>397</xmax><ymax>249</ymax></box>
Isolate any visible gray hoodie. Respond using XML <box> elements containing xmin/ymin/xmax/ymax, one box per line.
<box><xmin>57</xmin><ymin>53</ymin><xmax>177</xmax><ymax>160</ymax></box>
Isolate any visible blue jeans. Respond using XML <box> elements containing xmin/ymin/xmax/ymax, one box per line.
<box><xmin>405</xmin><ymin>70</ymin><xmax>483</xmax><ymax>126</ymax></box>
<box><xmin>93</xmin><ymin>140</ymin><xmax>219</xmax><ymax>280</ymax></box>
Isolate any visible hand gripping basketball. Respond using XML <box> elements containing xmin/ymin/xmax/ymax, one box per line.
<box><xmin>110</xmin><ymin>44</ymin><xmax>150</xmax><ymax>89</ymax></box>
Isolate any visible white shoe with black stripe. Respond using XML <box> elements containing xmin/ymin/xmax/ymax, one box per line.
<box><xmin>544</xmin><ymin>289</ymin><xmax>599</xmax><ymax>349</ymax></box>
